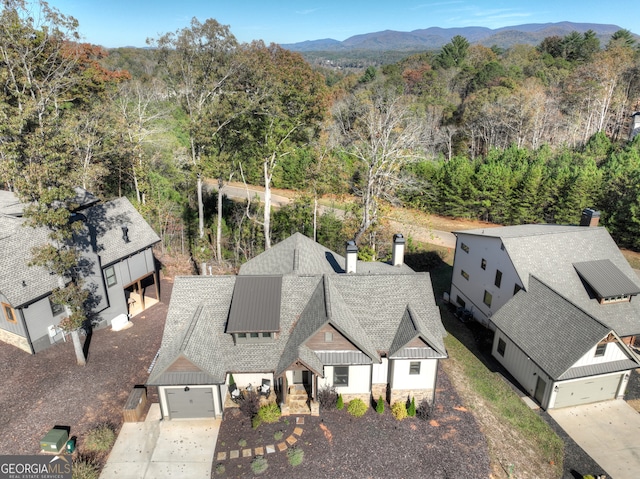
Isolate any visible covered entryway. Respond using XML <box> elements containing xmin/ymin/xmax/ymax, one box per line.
<box><xmin>125</xmin><ymin>272</ymin><xmax>159</xmax><ymax>317</ymax></box>
<box><xmin>553</xmin><ymin>374</ymin><xmax>622</xmax><ymax>409</ymax></box>
<box><xmin>166</xmin><ymin>387</ymin><xmax>215</xmax><ymax>419</ymax></box>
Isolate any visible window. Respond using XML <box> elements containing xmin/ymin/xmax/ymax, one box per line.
<box><xmin>324</xmin><ymin>331</ymin><xmax>333</xmax><ymax>342</ymax></box>
<box><xmin>2</xmin><ymin>303</ymin><xmax>16</xmax><ymax>323</ymax></box>
<box><xmin>483</xmin><ymin>290</ymin><xmax>493</xmax><ymax>307</ymax></box>
<box><xmin>513</xmin><ymin>284</ymin><xmax>522</xmax><ymax>296</ymax></box>
<box><xmin>595</xmin><ymin>343</ymin><xmax>607</xmax><ymax>357</ymax></box>
<box><xmin>236</xmin><ymin>332</ymin><xmax>275</xmax><ymax>344</ymax></box>
<box><xmin>456</xmin><ymin>296</ymin><xmax>466</xmax><ymax>308</ymax></box>
<box><xmin>105</xmin><ymin>266</ymin><xmax>117</xmax><ymax>287</ymax></box>
<box><xmin>495</xmin><ymin>270</ymin><xmax>502</xmax><ymax>288</ymax></box>
<box><xmin>497</xmin><ymin>338</ymin><xmax>506</xmax><ymax>356</ymax></box>
<box><xmin>461</xmin><ymin>243</ymin><xmax>469</xmax><ymax>253</ymax></box>
<box><xmin>409</xmin><ymin>362</ymin><xmax>421</xmax><ymax>375</ymax></box>
<box><xmin>334</xmin><ymin>366</ymin><xmax>349</xmax><ymax>386</ymax></box>
<box><xmin>461</xmin><ymin>270</ymin><xmax>469</xmax><ymax>280</ymax></box>
<box><xmin>481</xmin><ymin>258</ymin><xmax>487</xmax><ymax>270</ymax></box>
<box><xmin>49</xmin><ymin>297</ymin><xmax>65</xmax><ymax>317</ymax></box>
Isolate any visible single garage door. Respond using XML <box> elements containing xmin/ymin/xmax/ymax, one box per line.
<box><xmin>166</xmin><ymin>387</ymin><xmax>215</xmax><ymax>419</ymax></box>
<box><xmin>553</xmin><ymin>374</ymin><xmax>622</xmax><ymax>409</ymax></box>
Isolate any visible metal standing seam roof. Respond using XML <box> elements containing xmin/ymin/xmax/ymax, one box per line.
<box><xmin>573</xmin><ymin>259</ymin><xmax>640</xmax><ymax>298</ymax></box>
<box><xmin>226</xmin><ymin>275</ymin><xmax>283</xmax><ymax>333</ymax></box>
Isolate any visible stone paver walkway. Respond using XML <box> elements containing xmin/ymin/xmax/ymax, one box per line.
<box><xmin>215</xmin><ymin>416</ymin><xmax>305</xmax><ymax>463</ymax></box>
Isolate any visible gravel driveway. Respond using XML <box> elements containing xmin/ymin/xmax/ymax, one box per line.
<box><xmin>0</xmin><ymin>279</ymin><xmax>171</xmax><ymax>457</ymax></box>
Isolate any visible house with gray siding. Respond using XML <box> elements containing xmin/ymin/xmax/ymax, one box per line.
<box><xmin>0</xmin><ymin>192</ymin><xmax>160</xmax><ymax>354</ymax></box>
<box><xmin>450</xmin><ymin>213</ymin><xmax>640</xmax><ymax>409</ymax></box>
<box><xmin>147</xmin><ymin>233</ymin><xmax>447</xmax><ymax>420</ymax></box>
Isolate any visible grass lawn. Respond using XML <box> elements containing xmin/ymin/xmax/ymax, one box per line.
<box><xmin>407</xmin><ymin>241</ymin><xmax>564</xmax><ymax>478</ymax></box>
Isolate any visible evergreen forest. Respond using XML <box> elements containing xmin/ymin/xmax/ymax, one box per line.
<box><xmin>3</xmin><ymin>0</ymin><xmax>640</xmax><ymax>275</ymax></box>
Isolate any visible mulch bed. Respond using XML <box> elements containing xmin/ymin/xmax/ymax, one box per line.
<box><xmin>213</xmin><ymin>366</ymin><xmax>490</xmax><ymax>479</ymax></box>
<box><xmin>0</xmin><ymin>278</ymin><xmax>172</xmax><ymax>463</ymax></box>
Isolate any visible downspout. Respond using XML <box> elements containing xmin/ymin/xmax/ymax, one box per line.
<box><xmin>18</xmin><ymin>308</ymin><xmax>35</xmax><ymax>354</ymax></box>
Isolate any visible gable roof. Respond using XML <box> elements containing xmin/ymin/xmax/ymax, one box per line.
<box><xmin>149</xmin><ymin>237</ymin><xmax>447</xmax><ymax>387</ymax></box>
<box><xmin>238</xmin><ymin>231</ymin><xmax>414</xmax><ymax>275</ymax></box>
<box><xmin>239</xmin><ymin>232</ymin><xmax>344</xmax><ymax>275</ymax></box>
<box><xmin>456</xmin><ymin>225</ymin><xmax>640</xmax><ymax>336</ymax></box>
<box><xmin>0</xmin><ymin>195</ymin><xmax>159</xmax><ymax>308</ymax></box>
<box><xmin>492</xmin><ymin>276</ymin><xmax>639</xmax><ymax>380</ymax></box>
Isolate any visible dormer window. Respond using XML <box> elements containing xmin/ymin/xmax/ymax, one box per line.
<box><xmin>226</xmin><ymin>275</ymin><xmax>282</xmax><ymax>345</ymax></box>
<box><xmin>235</xmin><ymin>332</ymin><xmax>275</xmax><ymax>344</ymax></box>
<box><xmin>573</xmin><ymin>260</ymin><xmax>640</xmax><ymax>305</ymax></box>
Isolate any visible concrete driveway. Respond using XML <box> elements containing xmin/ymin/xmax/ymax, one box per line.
<box><xmin>549</xmin><ymin>400</ymin><xmax>640</xmax><ymax>479</ymax></box>
<box><xmin>100</xmin><ymin>404</ymin><xmax>220</xmax><ymax>479</ymax></box>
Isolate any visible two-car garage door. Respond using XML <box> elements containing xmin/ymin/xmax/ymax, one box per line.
<box><xmin>553</xmin><ymin>374</ymin><xmax>622</xmax><ymax>409</ymax></box>
<box><xmin>166</xmin><ymin>387</ymin><xmax>215</xmax><ymax>419</ymax></box>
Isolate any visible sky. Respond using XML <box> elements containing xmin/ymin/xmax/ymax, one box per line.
<box><xmin>44</xmin><ymin>0</ymin><xmax>637</xmax><ymax>48</ymax></box>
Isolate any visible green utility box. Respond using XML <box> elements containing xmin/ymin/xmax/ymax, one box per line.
<box><xmin>40</xmin><ymin>428</ymin><xmax>69</xmax><ymax>452</ymax></box>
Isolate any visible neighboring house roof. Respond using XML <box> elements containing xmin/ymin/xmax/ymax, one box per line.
<box><xmin>456</xmin><ymin>225</ymin><xmax>640</xmax><ymax>336</ymax></box>
<box><xmin>238</xmin><ymin>232</ymin><xmax>414</xmax><ymax>275</ymax></box>
<box><xmin>82</xmin><ymin>197</ymin><xmax>160</xmax><ymax>267</ymax></box>
<box><xmin>0</xmin><ymin>215</ymin><xmax>61</xmax><ymax>308</ymax></box>
<box><xmin>0</xmin><ymin>193</ymin><xmax>159</xmax><ymax>308</ymax></box>
<box><xmin>491</xmin><ymin>276</ymin><xmax>640</xmax><ymax>380</ymax></box>
<box><xmin>148</xmin><ymin>235</ymin><xmax>447</xmax><ymax>387</ymax></box>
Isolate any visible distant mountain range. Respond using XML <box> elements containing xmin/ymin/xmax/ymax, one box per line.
<box><xmin>282</xmin><ymin>22</ymin><xmax>634</xmax><ymax>52</ymax></box>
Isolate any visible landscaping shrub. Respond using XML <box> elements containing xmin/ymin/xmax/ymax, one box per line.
<box><xmin>317</xmin><ymin>384</ymin><xmax>338</xmax><ymax>410</ymax></box>
<box><xmin>72</xmin><ymin>459</ymin><xmax>99</xmax><ymax>479</ymax></box>
<box><xmin>416</xmin><ymin>398</ymin><xmax>432</xmax><ymax>421</ymax></box>
<box><xmin>287</xmin><ymin>447</ymin><xmax>304</xmax><ymax>466</ymax></box>
<box><xmin>336</xmin><ymin>394</ymin><xmax>344</xmax><ymax>410</ymax></box>
<box><xmin>273</xmin><ymin>430</ymin><xmax>284</xmax><ymax>441</ymax></box>
<box><xmin>238</xmin><ymin>389</ymin><xmax>260</xmax><ymax>419</ymax></box>
<box><xmin>84</xmin><ymin>423</ymin><xmax>116</xmax><ymax>452</ymax></box>
<box><xmin>391</xmin><ymin>401</ymin><xmax>408</xmax><ymax>421</ymax></box>
<box><xmin>215</xmin><ymin>463</ymin><xmax>225</xmax><ymax>475</ymax></box>
<box><xmin>407</xmin><ymin>397</ymin><xmax>416</xmax><ymax>417</ymax></box>
<box><xmin>238</xmin><ymin>439</ymin><xmax>247</xmax><ymax>447</ymax></box>
<box><xmin>376</xmin><ymin>396</ymin><xmax>385</xmax><ymax>414</ymax></box>
<box><xmin>251</xmin><ymin>455</ymin><xmax>268</xmax><ymax>474</ymax></box>
<box><xmin>347</xmin><ymin>398</ymin><xmax>368</xmax><ymax>417</ymax></box>
<box><xmin>252</xmin><ymin>403</ymin><xmax>281</xmax><ymax>428</ymax></box>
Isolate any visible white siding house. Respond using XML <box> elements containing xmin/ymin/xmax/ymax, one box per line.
<box><xmin>149</xmin><ymin>233</ymin><xmax>448</xmax><ymax>419</ymax></box>
<box><xmin>452</xmin><ymin>221</ymin><xmax>640</xmax><ymax>409</ymax></box>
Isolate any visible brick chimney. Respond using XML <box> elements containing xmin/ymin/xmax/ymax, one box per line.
<box><xmin>580</xmin><ymin>208</ymin><xmax>600</xmax><ymax>227</ymax></box>
<box><xmin>392</xmin><ymin>234</ymin><xmax>405</xmax><ymax>266</ymax></box>
<box><xmin>345</xmin><ymin>240</ymin><xmax>357</xmax><ymax>273</ymax></box>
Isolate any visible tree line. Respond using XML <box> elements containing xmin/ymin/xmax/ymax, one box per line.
<box><xmin>2</xmin><ymin>0</ymin><xmax>640</xmax><ymax>288</ymax></box>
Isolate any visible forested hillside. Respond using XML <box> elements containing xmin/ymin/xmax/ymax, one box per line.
<box><xmin>2</xmin><ymin>1</ymin><xmax>640</xmax><ymax>273</ymax></box>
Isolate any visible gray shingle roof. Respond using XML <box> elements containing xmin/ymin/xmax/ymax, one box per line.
<box><xmin>0</xmin><ymin>196</ymin><xmax>160</xmax><ymax>308</ymax></box>
<box><xmin>149</xmin><ymin>235</ymin><xmax>447</xmax><ymax>386</ymax></box>
<box><xmin>491</xmin><ymin>276</ymin><xmax>639</xmax><ymax>380</ymax></box>
<box><xmin>83</xmin><ymin>197</ymin><xmax>160</xmax><ymax>266</ymax></box>
<box><xmin>238</xmin><ymin>231</ymin><xmax>414</xmax><ymax>275</ymax></box>
<box><xmin>457</xmin><ymin>225</ymin><xmax>640</xmax><ymax>336</ymax></box>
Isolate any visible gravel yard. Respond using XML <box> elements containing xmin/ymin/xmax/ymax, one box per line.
<box><xmin>213</xmin><ymin>367</ymin><xmax>490</xmax><ymax>479</ymax></box>
<box><xmin>0</xmin><ymin>279</ymin><xmax>171</xmax><ymax>461</ymax></box>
